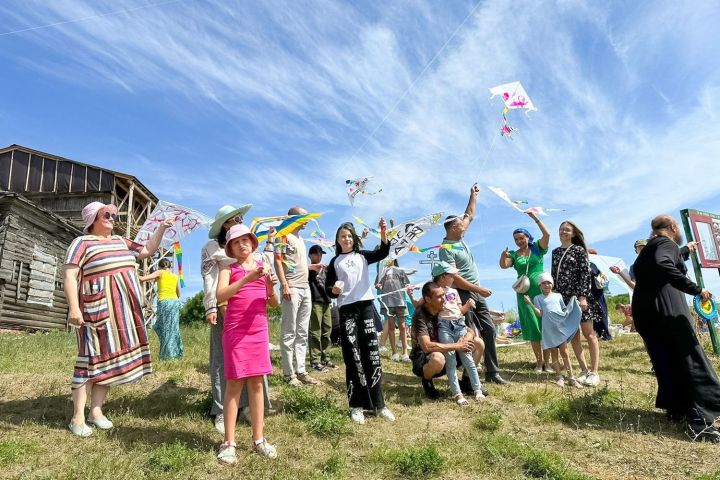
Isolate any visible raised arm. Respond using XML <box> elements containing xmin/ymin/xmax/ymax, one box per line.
<box><xmin>137</xmin><ymin>218</ymin><xmax>174</xmax><ymax>260</ymax></box>
<box><xmin>460</xmin><ymin>183</ymin><xmax>479</xmax><ymax>230</ymax></box>
<box><xmin>527</xmin><ymin>211</ymin><xmax>550</xmax><ymax>251</ymax></box>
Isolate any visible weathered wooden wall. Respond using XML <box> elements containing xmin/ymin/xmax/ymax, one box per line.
<box><xmin>0</xmin><ymin>196</ymin><xmax>80</xmax><ymax>330</ymax></box>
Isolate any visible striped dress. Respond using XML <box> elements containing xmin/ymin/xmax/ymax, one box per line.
<box><xmin>65</xmin><ymin>235</ymin><xmax>152</xmax><ymax>389</ymax></box>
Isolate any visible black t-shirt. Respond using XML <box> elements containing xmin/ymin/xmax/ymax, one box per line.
<box><xmin>309</xmin><ymin>267</ymin><xmax>330</xmax><ymax>304</ymax></box>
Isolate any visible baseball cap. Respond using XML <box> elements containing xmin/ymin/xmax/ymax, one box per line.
<box><xmin>308</xmin><ymin>245</ymin><xmax>326</xmax><ymax>255</ymax></box>
<box><xmin>431</xmin><ymin>261</ymin><xmax>458</xmax><ymax>278</ymax></box>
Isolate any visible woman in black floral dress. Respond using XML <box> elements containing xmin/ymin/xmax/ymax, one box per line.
<box><xmin>551</xmin><ymin>221</ymin><xmax>602</xmax><ymax>387</ymax></box>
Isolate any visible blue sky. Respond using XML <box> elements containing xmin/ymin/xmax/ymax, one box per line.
<box><xmin>1</xmin><ymin>0</ymin><xmax>720</xmax><ymax>312</ymax></box>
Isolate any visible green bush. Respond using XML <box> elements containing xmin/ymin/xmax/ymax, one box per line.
<box><xmin>179</xmin><ymin>291</ymin><xmax>206</xmax><ymax>325</ymax></box>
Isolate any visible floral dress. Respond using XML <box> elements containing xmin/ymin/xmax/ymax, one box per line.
<box><xmin>550</xmin><ymin>244</ymin><xmax>601</xmax><ymax>324</ymax></box>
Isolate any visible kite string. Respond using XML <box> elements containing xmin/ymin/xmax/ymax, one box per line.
<box><xmin>340</xmin><ymin>0</ymin><xmax>484</xmax><ymax>176</ymax></box>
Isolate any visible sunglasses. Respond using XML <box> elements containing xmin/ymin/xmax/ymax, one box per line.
<box><xmin>102</xmin><ymin>212</ymin><xmax>118</xmax><ymax>222</ymax></box>
<box><xmin>225</xmin><ymin>215</ymin><xmax>244</xmax><ymax>225</ymax></box>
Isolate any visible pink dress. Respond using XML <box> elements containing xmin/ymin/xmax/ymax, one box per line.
<box><xmin>223</xmin><ymin>261</ymin><xmax>273</xmax><ymax>379</ymax></box>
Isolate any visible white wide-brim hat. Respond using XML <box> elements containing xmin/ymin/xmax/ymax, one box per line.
<box><xmin>208</xmin><ymin>204</ymin><xmax>252</xmax><ymax>239</ymax></box>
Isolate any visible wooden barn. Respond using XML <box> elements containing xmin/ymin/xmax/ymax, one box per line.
<box><xmin>0</xmin><ymin>144</ymin><xmax>163</xmax><ymax>331</ymax></box>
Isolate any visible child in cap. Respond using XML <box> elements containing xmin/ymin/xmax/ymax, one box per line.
<box><xmin>428</xmin><ymin>261</ymin><xmax>485</xmax><ymax>405</ymax></box>
<box><xmin>523</xmin><ymin>272</ymin><xmax>583</xmax><ymax>388</ymax></box>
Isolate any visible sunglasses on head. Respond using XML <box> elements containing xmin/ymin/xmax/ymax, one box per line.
<box><xmin>102</xmin><ymin>212</ymin><xmax>118</xmax><ymax>221</ymax></box>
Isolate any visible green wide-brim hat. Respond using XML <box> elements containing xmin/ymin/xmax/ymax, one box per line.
<box><xmin>208</xmin><ymin>204</ymin><xmax>252</xmax><ymax>239</ymax></box>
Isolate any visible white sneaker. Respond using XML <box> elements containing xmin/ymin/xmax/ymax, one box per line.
<box><xmin>400</xmin><ymin>354</ymin><xmax>411</xmax><ymax>363</ymax></box>
<box><xmin>379</xmin><ymin>346</ymin><xmax>388</xmax><ymax>353</ymax></box>
<box><xmin>576</xmin><ymin>370</ymin><xmax>589</xmax><ymax>384</ymax></box>
<box><xmin>214</xmin><ymin>414</ymin><xmax>226</xmax><ymax>434</ymax></box>
<box><xmin>567</xmin><ymin>377</ymin><xmax>584</xmax><ymax>389</ymax></box>
<box><xmin>377</xmin><ymin>407</ymin><xmax>396</xmax><ymax>421</ymax></box>
<box><xmin>390</xmin><ymin>353</ymin><xmax>401</xmax><ymax>362</ymax></box>
<box><xmin>583</xmin><ymin>372</ymin><xmax>600</xmax><ymax>386</ymax></box>
<box><xmin>350</xmin><ymin>408</ymin><xmax>365</xmax><ymax>424</ymax></box>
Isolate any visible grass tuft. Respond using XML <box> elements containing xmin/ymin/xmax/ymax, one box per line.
<box><xmin>373</xmin><ymin>444</ymin><xmax>444</xmax><ymax>479</ymax></box>
<box><xmin>281</xmin><ymin>386</ymin><xmax>351</xmax><ymax>437</ymax></box>
<box><xmin>473</xmin><ymin>411</ymin><xmax>503</xmax><ymax>432</ymax></box>
<box><xmin>315</xmin><ymin>451</ymin><xmax>345</xmax><ymax>479</ymax></box>
<box><xmin>0</xmin><ymin>439</ymin><xmax>38</xmax><ymax>466</ymax></box>
<box><xmin>147</xmin><ymin>442</ymin><xmax>200</xmax><ymax>473</ymax></box>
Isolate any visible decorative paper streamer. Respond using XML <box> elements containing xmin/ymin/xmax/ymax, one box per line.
<box><xmin>353</xmin><ymin>216</ymin><xmax>381</xmax><ymax>238</ymax></box>
<box><xmin>308</xmin><ymin>230</ymin><xmax>335</xmax><ymax>248</ymax></box>
<box><xmin>250</xmin><ymin>213</ymin><xmax>323</xmax><ymax>243</ymax></box>
<box><xmin>408</xmin><ymin>243</ymin><xmax>465</xmax><ymax>254</ymax></box>
<box><xmin>489</xmin><ymin>81</ymin><xmax>537</xmax><ymax>138</ymax></box>
<box><xmin>346</xmin><ymin>177</ymin><xmax>382</xmax><ymax>205</ymax></box>
<box><xmin>172</xmin><ymin>242</ymin><xmax>185</xmax><ymax>288</ymax></box>
<box><xmin>135</xmin><ymin>200</ymin><xmax>212</xmax><ymax>248</ymax></box>
<box><xmin>487</xmin><ymin>186</ymin><xmax>564</xmax><ymax>216</ymax></box>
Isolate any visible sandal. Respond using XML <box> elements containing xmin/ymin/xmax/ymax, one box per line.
<box><xmin>217</xmin><ymin>441</ymin><xmax>237</xmax><ymax>465</ymax></box>
<box><xmin>252</xmin><ymin>438</ymin><xmax>278</xmax><ymax>459</ymax></box>
<box><xmin>453</xmin><ymin>394</ymin><xmax>469</xmax><ymax>406</ymax></box>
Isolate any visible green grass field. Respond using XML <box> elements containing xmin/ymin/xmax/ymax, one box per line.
<box><xmin>2</xmin><ymin>318</ymin><xmax>720</xmax><ymax>480</ymax></box>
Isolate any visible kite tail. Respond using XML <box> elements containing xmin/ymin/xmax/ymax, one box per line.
<box><xmin>172</xmin><ymin>242</ymin><xmax>185</xmax><ymax>288</ymax></box>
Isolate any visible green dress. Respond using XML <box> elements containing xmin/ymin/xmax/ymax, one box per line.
<box><xmin>509</xmin><ymin>240</ymin><xmax>547</xmax><ymax>342</ymax></box>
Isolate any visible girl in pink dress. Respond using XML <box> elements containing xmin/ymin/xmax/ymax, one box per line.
<box><xmin>215</xmin><ymin>224</ymin><xmax>279</xmax><ymax>464</ymax></box>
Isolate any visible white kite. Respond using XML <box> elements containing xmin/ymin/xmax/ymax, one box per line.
<box><xmin>386</xmin><ymin>212</ymin><xmax>444</xmax><ymax>260</ymax></box>
<box><xmin>487</xmin><ymin>186</ymin><xmax>564</xmax><ymax>216</ymax></box>
<box><xmin>489</xmin><ymin>81</ymin><xmax>537</xmax><ymax>137</ymax></box>
<box><xmin>135</xmin><ymin>200</ymin><xmax>212</xmax><ymax>248</ymax></box>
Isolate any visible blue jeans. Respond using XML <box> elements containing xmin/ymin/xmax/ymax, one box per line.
<box><xmin>438</xmin><ymin>319</ymin><xmax>482</xmax><ymax>397</ymax></box>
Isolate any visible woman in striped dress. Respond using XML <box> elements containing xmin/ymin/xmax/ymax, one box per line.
<box><xmin>64</xmin><ymin>201</ymin><xmax>172</xmax><ymax>437</ymax></box>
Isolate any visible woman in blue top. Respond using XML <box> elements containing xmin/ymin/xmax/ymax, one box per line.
<box><xmin>499</xmin><ymin>210</ymin><xmax>550</xmax><ymax>372</ymax></box>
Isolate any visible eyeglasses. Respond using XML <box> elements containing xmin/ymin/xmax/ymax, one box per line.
<box><xmin>102</xmin><ymin>212</ymin><xmax>118</xmax><ymax>222</ymax></box>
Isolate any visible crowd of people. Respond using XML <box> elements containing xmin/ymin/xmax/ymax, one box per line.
<box><xmin>62</xmin><ymin>185</ymin><xmax>720</xmax><ymax>463</ymax></box>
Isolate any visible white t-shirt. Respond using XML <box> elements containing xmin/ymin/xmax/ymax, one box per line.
<box><xmin>438</xmin><ymin>286</ymin><xmax>464</xmax><ymax>321</ymax></box>
<box><xmin>332</xmin><ymin>252</ymin><xmax>375</xmax><ymax>308</ymax></box>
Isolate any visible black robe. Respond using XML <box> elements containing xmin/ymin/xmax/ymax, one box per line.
<box><xmin>632</xmin><ymin>236</ymin><xmax>720</xmax><ymax>430</ymax></box>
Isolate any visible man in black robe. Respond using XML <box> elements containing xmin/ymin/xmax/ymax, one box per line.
<box><xmin>632</xmin><ymin>214</ymin><xmax>720</xmax><ymax>442</ymax></box>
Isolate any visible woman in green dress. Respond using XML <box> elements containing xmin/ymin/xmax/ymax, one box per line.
<box><xmin>499</xmin><ymin>211</ymin><xmax>550</xmax><ymax>371</ymax></box>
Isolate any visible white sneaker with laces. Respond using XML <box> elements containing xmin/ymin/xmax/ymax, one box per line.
<box><xmin>576</xmin><ymin>370</ymin><xmax>589</xmax><ymax>384</ymax></box>
<box><xmin>350</xmin><ymin>407</ymin><xmax>365</xmax><ymax>424</ymax></box>
<box><xmin>377</xmin><ymin>407</ymin><xmax>396</xmax><ymax>421</ymax></box>
<box><xmin>390</xmin><ymin>353</ymin><xmax>401</xmax><ymax>362</ymax></box>
<box><xmin>400</xmin><ymin>354</ymin><xmax>411</xmax><ymax>363</ymax></box>
<box><xmin>583</xmin><ymin>372</ymin><xmax>600</xmax><ymax>386</ymax></box>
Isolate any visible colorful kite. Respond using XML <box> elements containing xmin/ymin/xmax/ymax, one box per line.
<box><xmin>487</xmin><ymin>186</ymin><xmax>563</xmax><ymax>216</ymax></box>
<box><xmin>346</xmin><ymin>177</ymin><xmax>382</xmax><ymax>205</ymax></box>
<box><xmin>489</xmin><ymin>81</ymin><xmax>537</xmax><ymax>138</ymax></box>
<box><xmin>353</xmin><ymin>216</ymin><xmax>381</xmax><ymax>238</ymax></box>
<box><xmin>135</xmin><ymin>200</ymin><xmax>212</xmax><ymax>249</ymax></box>
<box><xmin>308</xmin><ymin>230</ymin><xmax>335</xmax><ymax>249</ymax></box>
<box><xmin>250</xmin><ymin>213</ymin><xmax>323</xmax><ymax>243</ymax></box>
<box><xmin>172</xmin><ymin>242</ymin><xmax>185</xmax><ymax>288</ymax></box>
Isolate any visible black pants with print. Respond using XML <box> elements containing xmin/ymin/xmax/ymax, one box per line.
<box><xmin>339</xmin><ymin>300</ymin><xmax>385</xmax><ymax>410</ymax></box>
<box><xmin>457</xmin><ymin>289</ymin><xmax>499</xmax><ymax>378</ymax></box>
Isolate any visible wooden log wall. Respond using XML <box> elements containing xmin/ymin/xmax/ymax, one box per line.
<box><xmin>0</xmin><ymin>198</ymin><xmax>80</xmax><ymax>331</ymax></box>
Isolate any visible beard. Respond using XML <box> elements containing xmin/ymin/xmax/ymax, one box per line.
<box><xmin>673</xmin><ymin>230</ymin><xmax>683</xmax><ymax>245</ymax></box>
